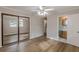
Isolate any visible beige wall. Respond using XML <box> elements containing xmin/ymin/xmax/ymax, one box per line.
<box><xmin>47</xmin><ymin>14</ymin><xmax>58</xmax><ymax>40</ymax></box>
<box><xmin>30</xmin><ymin>15</ymin><xmax>44</xmax><ymax>39</ymax></box>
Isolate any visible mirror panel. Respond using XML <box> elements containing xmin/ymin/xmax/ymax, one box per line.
<box><xmin>3</xmin><ymin>15</ymin><xmax>18</xmax><ymax>45</ymax></box>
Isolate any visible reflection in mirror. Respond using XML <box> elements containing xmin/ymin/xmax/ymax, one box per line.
<box><xmin>3</xmin><ymin>15</ymin><xmax>18</xmax><ymax>45</ymax></box>
<box><xmin>9</xmin><ymin>20</ymin><xmax>17</xmax><ymax>27</ymax></box>
<box><xmin>19</xmin><ymin>17</ymin><xmax>29</xmax><ymax>41</ymax></box>
<box><xmin>59</xmin><ymin>16</ymin><xmax>68</xmax><ymax>43</ymax></box>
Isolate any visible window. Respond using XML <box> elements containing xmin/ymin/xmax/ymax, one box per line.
<box><xmin>19</xmin><ymin>19</ymin><xmax>23</xmax><ymax>27</ymax></box>
<box><xmin>9</xmin><ymin>20</ymin><xmax>17</xmax><ymax>27</ymax></box>
<box><xmin>9</xmin><ymin>19</ymin><xmax>24</xmax><ymax>27</ymax></box>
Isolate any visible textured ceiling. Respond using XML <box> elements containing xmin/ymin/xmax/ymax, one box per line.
<box><xmin>1</xmin><ymin>6</ymin><xmax>79</xmax><ymax>14</ymax></box>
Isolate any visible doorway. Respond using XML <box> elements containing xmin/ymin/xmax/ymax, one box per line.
<box><xmin>2</xmin><ymin>13</ymin><xmax>30</xmax><ymax>46</ymax></box>
<box><xmin>43</xmin><ymin>17</ymin><xmax>47</xmax><ymax>36</ymax></box>
<box><xmin>58</xmin><ymin>16</ymin><xmax>68</xmax><ymax>42</ymax></box>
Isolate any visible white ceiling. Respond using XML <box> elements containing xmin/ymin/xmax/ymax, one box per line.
<box><xmin>1</xmin><ymin>6</ymin><xmax>79</xmax><ymax>14</ymax></box>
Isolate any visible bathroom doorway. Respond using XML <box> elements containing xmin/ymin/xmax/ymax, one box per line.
<box><xmin>58</xmin><ymin>16</ymin><xmax>68</xmax><ymax>42</ymax></box>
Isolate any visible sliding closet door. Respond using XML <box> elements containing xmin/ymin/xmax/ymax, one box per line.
<box><xmin>3</xmin><ymin>15</ymin><xmax>18</xmax><ymax>45</ymax></box>
<box><xmin>19</xmin><ymin>17</ymin><xmax>29</xmax><ymax>41</ymax></box>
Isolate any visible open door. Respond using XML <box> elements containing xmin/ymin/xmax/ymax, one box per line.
<box><xmin>43</xmin><ymin>17</ymin><xmax>47</xmax><ymax>36</ymax></box>
<box><xmin>58</xmin><ymin>16</ymin><xmax>68</xmax><ymax>42</ymax></box>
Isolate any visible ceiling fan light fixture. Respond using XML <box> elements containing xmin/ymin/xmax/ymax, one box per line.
<box><xmin>39</xmin><ymin>6</ymin><xmax>43</xmax><ymax>10</ymax></box>
<box><xmin>37</xmin><ymin>11</ymin><xmax>48</xmax><ymax>16</ymax></box>
<box><xmin>37</xmin><ymin>11</ymin><xmax>44</xmax><ymax>16</ymax></box>
<box><xmin>44</xmin><ymin>11</ymin><xmax>48</xmax><ymax>15</ymax></box>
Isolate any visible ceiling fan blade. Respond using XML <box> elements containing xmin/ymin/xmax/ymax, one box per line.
<box><xmin>39</xmin><ymin>6</ymin><xmax>43</xmax><ymax>10</ymax></box>
<box><xmin>45</xmin><ymin>9</ymin><xmax>54</xmax><ymax>11</ymax></box>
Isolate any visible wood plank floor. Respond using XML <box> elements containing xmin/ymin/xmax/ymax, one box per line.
<box><xmin>0</xmin><ymin>36</ymin><xmax>79</xmax><ymax>52</ymax></box>
<box><xmin>3</xmin><ymin>34</ymin><xmax>28</xmax><ymax>45</ymax></box>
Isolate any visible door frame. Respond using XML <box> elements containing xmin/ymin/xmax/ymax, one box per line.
<box><xmin>57</xmin><ymin>15</ymin><xmax>68</xmax><ymax>41</ymax></box>
<box><xmin>43</xmin><ymin>17</ymin><xmax>47</xmax><ymax>37</ymax></box>
<box><xmin>1</xmin><ymin>13</ymin><xmax>30</xmax><ymax>46</ymax></box>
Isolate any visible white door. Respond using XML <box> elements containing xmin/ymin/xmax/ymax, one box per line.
<box><xmin>67</xmin><ymin>14</ymin><xmax>79</xmax><ymax>47</ymax></box>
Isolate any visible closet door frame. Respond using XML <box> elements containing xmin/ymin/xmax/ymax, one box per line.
<box><xmin>1</xmin><ymin>13</ymin><xmax>30</xmax><ymax>46</ymax></box>
<box><xmin>18</xmin><ymin>16</ymin><xmax>30</xmax><ymax>42</ymax></box>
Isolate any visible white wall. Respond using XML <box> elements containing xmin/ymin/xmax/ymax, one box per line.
<box><xmin>67</xmin><ymin>14</ymin><xmax>79</xmax><ymax>47</ymax></box>
<box><xmin>30</xmin><ymin>15</ymin><xmax>44</xmax><ymax>39</ymax></box>
<box><xmin>47</xmin><ymin>14</ymin><xmax>58</xmax><ymax>40</ymax></box>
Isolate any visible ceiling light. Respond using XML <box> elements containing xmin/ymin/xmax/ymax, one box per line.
<box><xmin>37</xmin><ymin>11</ymin><xmax>44</xmax><ymax>16</ymax></box>
<box><xmin>37</xmin><ymin>11</ymin><xmax>48</xmax><ymax>16</ymax></box>
<box><xmin>39</xmin><ymin>6</ymin><xmax>43</xmax><ymax>10</ymax></box>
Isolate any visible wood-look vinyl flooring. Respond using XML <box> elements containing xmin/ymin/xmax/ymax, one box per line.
<box><xmin>0</xmin><ymin>36</ymin><xmax>79</xmax><ymax>52</ymax></box>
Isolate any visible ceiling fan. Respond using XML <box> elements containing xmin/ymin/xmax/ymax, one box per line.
<box><xmin>32</xmin><ymin>6</ymin><xmax>54</xmax><ymax>16</ymax></box>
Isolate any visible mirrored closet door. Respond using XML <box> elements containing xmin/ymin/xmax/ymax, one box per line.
<box><xmin>19</xmin><ymin>17</ymin><xmax>29</xmax><ymax>41</ymax></box>
<box><xmin>2</xmin><ymin>13</ymin><xmax>30</xmax><ymax>46</ymax></box>
<box><xmin>2</xmin><ymin>15</ymin><xmax>18</xmax><ymax>45</ymax></box>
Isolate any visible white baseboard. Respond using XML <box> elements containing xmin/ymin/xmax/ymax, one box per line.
<box><xmin>47</xmin><ymin>37</ymin><xmax>54</xmax><ymax>39</ymax></box>
<box><xmin>47</xmin><ymin>36</ymin><xmax>59</xmax><ymax>41</ymax></box>
<box><xmin>67</xmin><ymin>41</ymin><xmax>79</xmax><ymax>47</ymax></box>
<box><xmin>0</xmin><ymin>45</ymin><xmax>2</xmax><ymax>48</ymax></box>
<box><xmin>30</xmin><ymin>34</ymin><xmax>44</xmax><ymax>39</ymax></box>
<box><xmin>47</xmin><ymin>36</ymin><xmax>79</xmax><ymax>47</ymax></box>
